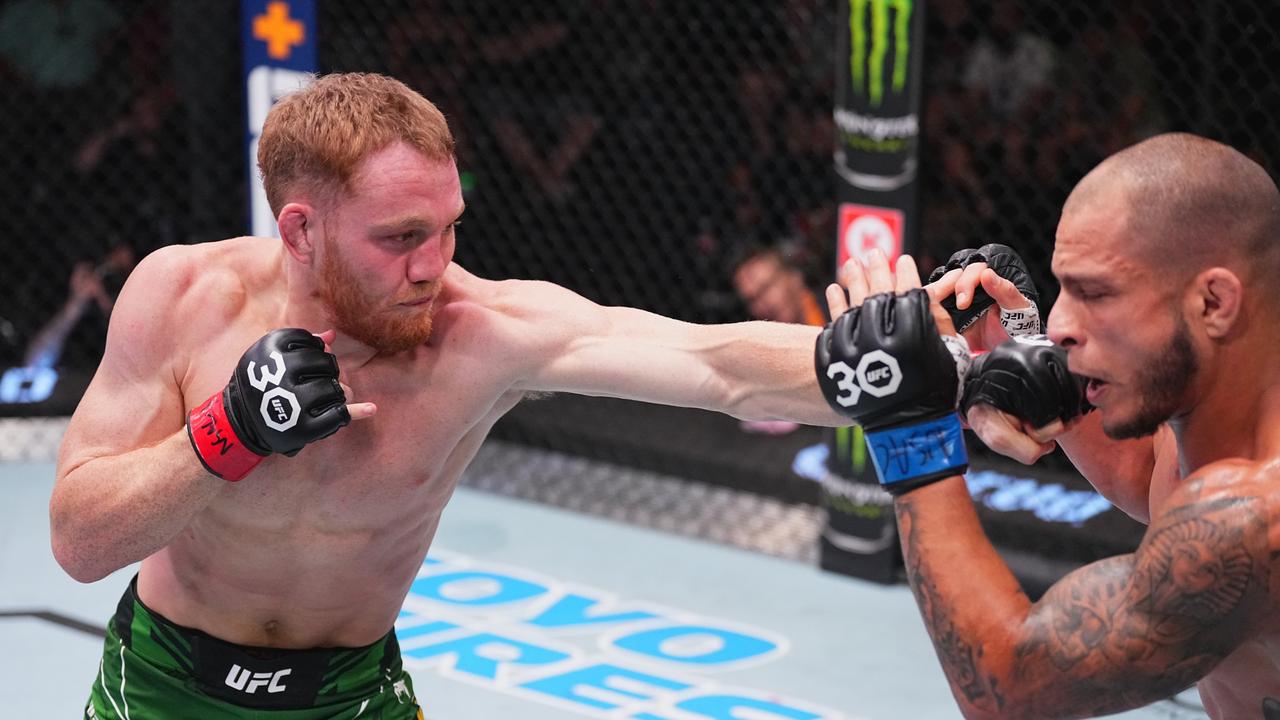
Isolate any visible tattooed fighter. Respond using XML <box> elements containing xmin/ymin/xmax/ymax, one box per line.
<box><xmin>817</xmin><ymin>133</ymin><xmax>1280</xmax><ymax>719</ymax></box>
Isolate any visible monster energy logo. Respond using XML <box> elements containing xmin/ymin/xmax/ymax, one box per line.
<box><xmin>849</xmin><ymin>0</ymin><xmax>912</xmax><ymax>107</ymax></box>
<box><xmin>818</xmin><ymin>469</ymin><xmax>892</xmax><ymax>507</ymax></box>
<box><xmin>834</xmin><ymin>424</ymin><xmax>868</xmax><ymax>474</ymax></box>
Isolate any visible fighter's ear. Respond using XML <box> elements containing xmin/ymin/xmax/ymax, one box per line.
<box><xmin>1190</xmin><ymin>267</ymin><xmax>1243</xmax><ymax>339</ymax></box>
<box><xmin>278</xmin><ymin>203</ymin><xmax>317</xmax><ymax>264</ymax></box>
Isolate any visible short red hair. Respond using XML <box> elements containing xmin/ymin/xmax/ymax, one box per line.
<box><xmin>257</xmin><ymin>72</ymin><xmax>455</xmax><ymax>214</ymax></box>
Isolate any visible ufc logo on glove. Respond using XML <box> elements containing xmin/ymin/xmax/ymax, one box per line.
<box><xmin>187</xmin><ymin>329</ymin><xmax>351</xmax><ymax>482</ymax></box>
<box><xmin>824</xmin><ymin>350</ymin><xmax>902</xmax><ymax>407</ymax></box>
<box><xmin>815</xmin><ymin>290</ymin><xmax>969</xmax><ymax>495</ymax></box>
<box><xmin>247</xmin><ymin>351</ymin><xmax>301</xmax><ymax>431</ymax></box>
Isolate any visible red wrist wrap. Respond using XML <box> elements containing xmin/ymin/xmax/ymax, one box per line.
<box><xmin>186</xmin><ymin>392</ymin><xmax>264</xmax><ymax>482</ymax></box>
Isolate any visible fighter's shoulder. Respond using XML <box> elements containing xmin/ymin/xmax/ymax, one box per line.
<box><xmin>1181</xmin><ymin>458</ymin><xmax>1280</xmax><ymax>605</ymax></box>
<box><xmin>446</xmin><ymin>264</ymin><xmax>563</xmax><ymax>301</ymax></box>
<box><xmin>443</xmin><ymin>264</ymin><xmax>591</xmax><ymax>328</ymax></box>
<box><xmin>437</xmin><ymin>265</ymin><xmax>599</xmax><ymax>365</ymax></box>
<box><xmin>1153</xmin><ymin>458</ymin><xmax>1275</xmax><ymax>525</ymax></box>
<box><xmin>113</xmin><ymin>240</ymin><xmax>255</xmax><ymax>340</ymax></box>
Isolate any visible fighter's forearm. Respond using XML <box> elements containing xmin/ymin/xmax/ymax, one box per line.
<box><xmin>894</xmin><ymin>478</ymin><xmax>1036</xmax><ymax>720</ymax></box>
<box><xmin>710</xmin><ymin>321</ymin><xmax>848</xmax><ymax>426</ymax></box>
<box><xmin>893</xmin><ymin>477</ymin><xmax>1197</xmax><ymax>720</ymax></box>
<box><xmin>50</xmin><ymin>431</ymin><xmax>224</xmax><ymax>583</ymax></box>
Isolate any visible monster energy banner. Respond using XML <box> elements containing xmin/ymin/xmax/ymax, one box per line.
<box><xmin>833</xmin><ymin>0</ymin><xmax>924</xmax><ymax>266</ymax></box>
<box><xmin>824</xmin><ymin>0</ymin><xmax>925</xmax><ymax>584</ymax></box>
<box><xmin>821</xmin><ymin>424</ymin><xmax>899</xmax><ymax>584</ymax></box>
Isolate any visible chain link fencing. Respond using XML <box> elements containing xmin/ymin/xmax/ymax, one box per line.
<box><xmin>921</xmin><ymin>0</ymin><xmax>1280</xmax><ymax>311</ymax></box>
<box><xmin>2</xmin><ymin>0</ymin><xmax>1277</xmax><ymax>511</ymax></box>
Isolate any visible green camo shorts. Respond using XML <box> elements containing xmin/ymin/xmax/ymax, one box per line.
<box><xmin>85</xmin><ymin>577</ymin><xmax>422</xmax><ymax>719</ymax></box>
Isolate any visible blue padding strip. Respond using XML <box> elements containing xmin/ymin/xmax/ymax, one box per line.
<box><xmin>866</xmin><ymin>414</ymin><xmax>968</xmax><ymax>487</ymax></box>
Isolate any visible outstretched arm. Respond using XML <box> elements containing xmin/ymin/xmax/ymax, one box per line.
<box><xmin>486</xmin><ymin>275</ymin><xmax>848</xmax><ymax>426</ymax></box>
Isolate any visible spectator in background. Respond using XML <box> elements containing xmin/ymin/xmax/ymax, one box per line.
<box><xmin>782</xmin><ymin>0</ymin><xmax>837</xmax><ymax>94</ymax></box>
<box><xmin>0</xmin><ymin>313</ymin><xmax>23</xmax><ymax>368</ymax></box>
<box><xmin>25</xmin><ymin>244</ymin><xmax>134</xmax><ymax>370</ymax></box>
<box><xmin>918</xmin><ymin>136</ymin><xmax>996</xmax><ymax>270</ymax></box>
<box><xmin>731</xmin><ymin>0</ymin><xmax>835</xmax><ymax>263</ymax></box>
<box><xmin>928</xmin><ymin>0</ymin><xmax>979</xmax><ymax>91</ymax></box>
<box><xmin>731</xmin><ymin>2</ymin><xmax>789</xmax><ymax>160</ymax></box>
<box><xmin>0</xmin><ymin>0</ymin><xmax>124</xmax><ymax>166</ymax></box>
<box><xmin>921</xmin><ymin>0</ymin><xmax>1064</xmax><ymax>288</ymax></box>
<box><xmin>73</xmin><ymin>84</ymin><xmax>176</xmax><ymax>176</ymax></box>
<box><xmin>731</xmin><ymin>245</ymin><xmax>825</xmax><ymax>435</ymax></box>
<box><xmin>767</xmin><ymin>90</ymin><xmax>836</xmax><ymax>274</ymax></box>
<box><xmin>694</xmin><ymin>161</ymin><xmax>771</xmax><ymax>265</ymax></box>
<box><xmin>732</xmin><ymin>245</ymin><xmax>825</xmax><ymax>328</ymax></box>
<box><xmin>1</xmin><ymin>1</ymin><xmax>172</xmax><ymax>368</ymax></box>
<box><xmin>0</xmin><ymin>0</ymin><xmax>125</xmax><ymax>215</ymax></box>
<box><xmin>731</xmin><ymin>0</ymin><xmax>834</xmax><ymax>162</ymax></box>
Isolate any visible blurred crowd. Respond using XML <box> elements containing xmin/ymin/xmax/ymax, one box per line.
<box><xmin>0</xmin><ymin>0</ymin><xmax>178</xmax><ymax>370</ymax></box>
<box><xmin>2</xmin><ymin>0</ymin><xmax>1277</xmax><ymax>374</ymax></box>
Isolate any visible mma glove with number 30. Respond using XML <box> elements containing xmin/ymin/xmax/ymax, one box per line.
<box><xmin>815</xmin><ymin>289</ymin><xmax>970</xmax><ymax>495</ymax></box>
<box><xmin>187</xmin><ymin>328</ymin><xmax>352</xmax><ymax>481</ymax></box>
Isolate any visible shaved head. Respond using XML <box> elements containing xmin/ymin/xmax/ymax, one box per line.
<box><xmin>1050</xmin><ymin>134</ymin><xmax>1280</xmax><ymax>442</ymax></box>
<box><xmin>1064</xmin><ymin>134</ymin><xmax>1280</xmax><ymax>289</ymax></box>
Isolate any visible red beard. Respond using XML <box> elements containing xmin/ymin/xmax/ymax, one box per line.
<box><xmin>316</xmin><ymin>247</ymin><xmax>437</xmax><ymax>353</ymax></box>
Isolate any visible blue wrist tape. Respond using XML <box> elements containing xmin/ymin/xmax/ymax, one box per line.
<box><xmin>865</xmin><ymin>414</ymin><xmax>968</xmax><ymax>491</ymax></box>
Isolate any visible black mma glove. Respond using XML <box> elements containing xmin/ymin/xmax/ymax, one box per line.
<box><xmin>187</xmin><ymin>328</ymin><xmax>351</xmax><ymax>481</ymax></box>
<box><xmin>816</xmin><ymin>289</ymin><xmax>969</xmax><ymax>495</ymax></box>
<box><xmin>961</xmin><ymin>335</ymin><xmax>1093</xmax><ymax>428</ymax></box>
<box><xmin>927</xmin><ymin>243</ymin><xmax>1040</xmax><ymax>334</ymax></box>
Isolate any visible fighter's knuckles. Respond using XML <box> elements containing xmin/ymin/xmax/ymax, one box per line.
<box><xmin>991</xmin><ymin>432</ymin><xmax>1048</xmax><ymax>465</ymax></box>
<box><xmin>1025</xmin><ymin>419</ymin><xmax>1065</xmax><ymax>444</ymax></box>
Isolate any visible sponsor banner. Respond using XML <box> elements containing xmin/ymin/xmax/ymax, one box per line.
<box><xmin>825</xmin><ymin>0</ymin><xmax>926</xmax><ymax>582</ymax></box>
<box><xmin>399</xmin><ymin>551</ymin><xmax>845</xmax><ymax>719</ymax></box>
<box><xmin>0</xmin><ymin>365</ymin><xmax>92</xmax><ymax>417</ymax></box>
<box><xmin>834</xmin><ymin>0</ymin><xmax>924</xmax><ymax>198</ymax></box>
<box><xmin>837</xmin><ymin>203</ymin><xmax>904</xmax><ymax>269</ymax></box>
<box><xmin>241</xmin><ymin>0</ymin><xmax>317</xmax><ymax>237</ymax></box>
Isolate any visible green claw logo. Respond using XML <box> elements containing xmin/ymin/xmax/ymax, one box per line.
<box><xmin>835</xmin><ymin>424</ymin><xmax>868</xmax><ymax>474</ymax></box>
<box><xmin>849</xmin><ymin>0</ymin><xmax>913</xmax><ymax>107</ymax></box>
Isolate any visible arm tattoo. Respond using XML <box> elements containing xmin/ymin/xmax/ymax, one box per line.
<box><xmin>899</xmin><ymin>482</ymin><xmax>1271</xmax><ymax>718</ymax></box>
<box><xmin>897</xmin><ymin>500</ymin><xmax>1008</xmax><ymax>712</ymax></box>
<box><xmin>1014</xmin><ymin>493</ymin><xmax>1268</xmax><ymax>714</ymax></box>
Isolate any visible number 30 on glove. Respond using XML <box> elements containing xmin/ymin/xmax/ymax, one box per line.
<box><xmin>815</xmin><ymin>289</ymin><xmax>970</xmax><ymax>495</ymax></box>
<box><xmin>187</xmin><ymin>329</ymin><xmax>351</xmax><ymax>481</ymax></box>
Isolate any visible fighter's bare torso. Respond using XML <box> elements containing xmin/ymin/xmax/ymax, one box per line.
<box><xmin>138</xmin><ymin>239</ymin><xmax>528</xmax><ymax>648</ymax></box>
